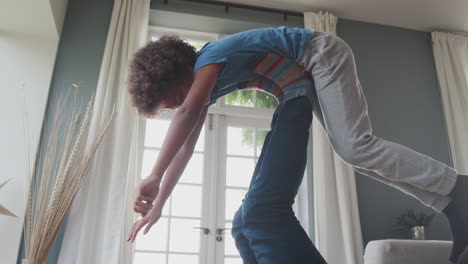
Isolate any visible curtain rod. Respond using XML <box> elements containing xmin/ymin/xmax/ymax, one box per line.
<box><xmin>168</xmin><ymin>0</ymin><xmax>304</xmax><ymax>21</ymax></box>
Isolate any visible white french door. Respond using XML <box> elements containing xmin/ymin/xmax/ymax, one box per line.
<box><xmin>133</xmin><ymin>117</ymin><xmax>207</xmax><ymax>264</ymax></box>
<box><xmin>133</xmin><ymin>106</ymin><xmax>304</xmax><ymax>264</ymax></box>
<box><xmin>213</xmin><ymin>115</ymin><xmax>271</xmax><ymax>264</ymax></box>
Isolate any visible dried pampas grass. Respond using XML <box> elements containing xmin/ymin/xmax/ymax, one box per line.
<box><xmin>23</xmin><ymin>90</ymin><xmax>116</xmax><ymax>264</ymax></box>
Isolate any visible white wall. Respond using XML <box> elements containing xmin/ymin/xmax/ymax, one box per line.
<box><xmin>50</xmin><ymin>0</ymin><xmax>70</xmax><ymax>35</ymax></box>
<box><xmin>0</xmin><ymin>0</ymin><xmax>65</xmax><ymax>263</ymax></box>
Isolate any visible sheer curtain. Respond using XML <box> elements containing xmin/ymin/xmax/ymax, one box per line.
<box><xmin>301</xmin><ymin>11</ymin><xmax>364</xmax><ymax>264</ymax></box>
<box><xmin>57</xmin><ymin>0</ymin><xmax>150</xmax><ymax>263</ymax></box>
<box><xmin>431</xmin><ymin>32</ymin><xmax>468</xmax><ymax>175</ymax></box>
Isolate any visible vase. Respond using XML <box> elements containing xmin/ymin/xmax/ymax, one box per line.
<box><xmin>411</xmin><ymin>226</ymin><xmax>425</xmax><ymax>240</ymax></box>
<box><xmin>22</xmin><ymin>258</ymin><xmax>43</xmax><ymax>264</ymax></box>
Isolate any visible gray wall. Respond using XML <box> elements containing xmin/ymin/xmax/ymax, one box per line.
<box><xmin>337</xmin><ymin>19</ymin><xmax>453</xmax><ymax>245</ymax></box>
<box><xmin>21</xmin><ymin>0</ymin><xmax>454</xmax><ymax>261</ymax></box>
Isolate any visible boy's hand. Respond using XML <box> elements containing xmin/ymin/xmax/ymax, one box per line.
<box><xmin>128</xmin><ymin>176</ymin><xmax>162</xmax><ymax>243</ymax></box>
<box><xmin>127</xmin><ymin>205</ymin><xmax>163</xmax><ymax>243</ymax></box>
<box><xmin>133</xmin><ymin>176</ymin><xmax>160</xmax><ymax>217</ymax></box>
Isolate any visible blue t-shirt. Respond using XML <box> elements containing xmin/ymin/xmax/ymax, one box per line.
<box><xmin>193</xmin><ymin>26</ymin><xmax>314</xmax><ymax>107</ymax></box>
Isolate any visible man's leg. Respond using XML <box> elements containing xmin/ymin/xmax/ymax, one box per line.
<box><xmin>457</xmin><ymin>248</ymin><xmax>468</xmax><ymax>264</ymax></box>
<box><xmin>443</xmin><ymin>176</ymin><xmax>468</xmax><ymax>264</ymax></box>
<box><xmin>231</xmin><ymin>111</ymin><xmax>279</xmax><ymax>264</ymax></box>
<box><xmin>231</xmin><ymin>208</ymin><xmax>258</xmax><ymax>264</ymax></box>
<box><xmin>299</xmin><ymin>31</ymin><xmax>467</xmax><ymax>262</ymax></box>
<box><xmin>241</xmin><ymin>96</ymin><xmax>326</xmax><ymax>264</ymax></box>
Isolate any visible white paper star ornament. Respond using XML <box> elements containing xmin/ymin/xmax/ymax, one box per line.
<box><xmin>0</xmin><ymin>178</ymin><xmax>18</xmax><ymax>218</ymax></box>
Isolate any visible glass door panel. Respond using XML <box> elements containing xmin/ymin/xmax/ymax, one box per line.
<box><xmin>216</xmin><ymin>117</ymin><xmax>271</xmax><ymax>264</ymax></box>
<box><xmin>134</xmin><ymin>118</ymin><xmax>206</xmax><ymax>264</ymax></box>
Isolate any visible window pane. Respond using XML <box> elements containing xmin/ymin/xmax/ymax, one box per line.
<box><xmin>141</xmin><ymin>149</ymin><xmax>158</xmax><ymax>179</ymax></box>
<box><xmin>144</xmin><ymin>119</ymin><xmax>170</xmax><ymax>148</ymax></box>
<box><xmin>225</xmin><ymin>188</ymin><xmax>247</xmax><ymax>221</ymax></box>
<box><xmin>144</xmin><ymin>119</ymin><xmax>205</xmax><ymax>152</ymax></box>
<box><xmin>179</xmin><ymin>153</ymin><xmax>203</xmax><ymax>184</ymax></box>
<box><xmin>134</xmin><ymin>252</ymin><xmax>166</xmax><ymax>264</ymax></box>
<box><xmin>140</xmin><ymin>150</ymin><xmax>169</xmax><ymax>215</ymax></box>
<box><xmin>186</xmin><ymin>39</ymin><xmax>206</xmax><ymax>51</ymax></box>
<box><xmin>224</xmin><ymin>222</ymin><xmax>238</xmax><ymax>256</ymax></box>
<box><xmin>171</xmin><ymin>184</ymin><xmax>202</xmax><ymax>217</ymax></box>
<box><xmin>226</xmin><ymin>157</ymin><xmax>255</xmax><ymax>188</ymax></box>
<box><xmin>255</xmin><ymin>90</ymin><xmax>278</xmax><ymax>109</ymax></box>
<box><xmin>168</xmin><ymin>254</ymin><xmax>199</xmax><ymax>264</ymax></box>
<box><xmin>256</xmin><ymin>129</ymin><xmax>269</xmax><ymax>156</ymax></box>
<box><xmin>135</xmin><ymin>217</ymin><xmax>168</xmax><ymax>251</ymax></box>
<box><xmin>292</xmin><ymin>198</ymin><xmax>299</xmax><ymax>215</ymax></box>
<box><xmin>161</xmin><ymin>199</ymin><xmax>169</xmax><ymax>215</ymax></box>
<box><xmin>224</xmin><ymin>257</ymin><xmax>243</xmax><ymax>264</ymax></box>
<box><xmin>194</xmin><ymin>127</ymin><xmax>205</xmax><ymax>152</ymax></box>
<box><xmin>227</xmin><ymin>127</ymin><xmax>255</xmax><ymax>156</ymax></box>
<box><xmin>225</xmin><ymin>90</ymin><xmax>254</xmax><ymax>107</ymax></box>
<box><xmin>169</xmin><ymin>218</ymin><xmax>201</xmax><ymax>252</ymax></box>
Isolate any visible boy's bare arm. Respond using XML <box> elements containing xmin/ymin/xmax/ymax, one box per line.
<box><xmin>128</xmin><ymin>107</ymin><xmax>209</xmax><ymax>239</ymax></box>
<box><xmin>148</xmin><ymin>64</ymin><xmax>222</xmax><ymax>183</ymax></box>
<box><xmin>152</xmin><ymin>106</ymin><xmax>208</xmax><ymax>211</ymax></box>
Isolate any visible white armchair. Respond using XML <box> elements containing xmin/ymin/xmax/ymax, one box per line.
<box><xmin>364</xmin><ymin>239</ymin><xmax>452</xmax><ymax>264</ymax></box>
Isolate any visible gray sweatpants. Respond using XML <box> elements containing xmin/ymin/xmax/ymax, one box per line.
<box><xmin>297</xmin><ymin>31</ymin><xmax>458</xmax><ymax>213</ymax></box>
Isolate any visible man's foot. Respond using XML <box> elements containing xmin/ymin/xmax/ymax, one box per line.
<box><xmin>443</xmin><ymin>174</ymin><xmax>468</xmax><ymax>263</ymax></box>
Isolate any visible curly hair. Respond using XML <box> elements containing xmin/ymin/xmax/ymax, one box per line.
<box><xmin>127</xmin><ymin>34</ymin><xmax>197</xmax><ymax>118</ymax></box>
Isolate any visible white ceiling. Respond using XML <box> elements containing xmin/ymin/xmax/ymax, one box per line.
<box><xmin>218</xmin><ymin>0</ymin><xmax>468</xmax><ymax>34</ymax></box>
<box><xmin>1</xmin><ymin>0</ymin><xmax>57</xmax><ymax>37</ymax></box>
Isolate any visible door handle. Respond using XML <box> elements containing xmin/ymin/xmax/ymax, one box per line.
<box><xmin>215</xmin><ymin>227</ymin><xmax>231</xmax><ymax>235</ymax></box>
<box><xmin>215</xmin><ymin>227</ymin><xmax>232</xmax><ymax>242</ymax></box>
<box><xmin>192</xmin><ymin>226</ymin><xmax>210</xmax><ymax>235</ymax></box>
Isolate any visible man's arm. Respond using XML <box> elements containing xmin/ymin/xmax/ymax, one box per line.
<box><xmin>152</xmin><ymin>106</ymin><xmax>208</xmax><ymax>212</ymax></box>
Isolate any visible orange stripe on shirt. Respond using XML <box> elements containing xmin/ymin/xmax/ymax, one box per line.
<box><xmin>282</xmin><ymin>74</ymin><xmax>309</xmax><ymax>88</ymax></box>
<box><xmin>278</xmin><ymin>67</ymin><xmax>303</xmax><ymax>85</ymax></box>
<box><xmin>254</xmin><ymin>53</ymin><xmax>274</xmax><ymax>72</ymax></box>
<box><xmin>263</xmin><ymin>56</ymin><xmax>284</xmax><ymax>76</ymax></box>
<box><xmin>247</xmin><ymin>80</ymin><xmax>254</xmax><ymax>89</ymax></box>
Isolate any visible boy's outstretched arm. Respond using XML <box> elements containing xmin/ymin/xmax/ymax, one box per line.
<box><xmin>151</xmin><ymin>105</ymin><xmax>208</xmax><ymax>213</ymax></box>
<box><xmin>128</xmin><ymin>106</ymin><xmax>208</xmax><ymax>242</ymax></box>
<box><xmin>127</xmin><ymin>64</ymin><xmax>222</xmax><ymax>239</ymax></box>
<box><xmin>148</xmin><ymin>64</ymin><xmax>221</xmax><ymax>184</ymax></box>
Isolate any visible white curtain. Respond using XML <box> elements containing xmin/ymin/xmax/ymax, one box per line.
<box><xmin>58</xmin><ymin>0</ymin><xmax>150</xmax><ymax>263</ymax></box>
<box><xmin>301</xmin><ymin>11</ymin><xmax>364</xmax><ymax>264</ymax></box>
<box><xmin>431</xmin><ymin>32</ymin><xmax>468</xmax><ymax>175</ymax></box>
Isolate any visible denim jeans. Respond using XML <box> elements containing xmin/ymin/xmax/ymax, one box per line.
<box><xmin>231</xmin><ymin>96</ymin><xmax>327</xmax><ymax>264</ymax></box>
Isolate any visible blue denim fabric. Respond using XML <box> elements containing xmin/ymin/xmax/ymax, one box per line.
<box><xmin>231</xmin><ymin>96</ymin><xmax>327</xmax><ymax>264</ymax></box>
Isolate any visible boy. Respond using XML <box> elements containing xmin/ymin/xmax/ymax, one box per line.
<box><xmin>126</xmin><ymin>26</ymin><xmax>468</xmax><ymax>264</ymax></box>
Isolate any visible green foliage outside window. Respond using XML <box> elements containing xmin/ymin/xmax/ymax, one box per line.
<box><xmin>225</xmin><ymin>90</ymin><xmax>278</xmax><ymax>109</ymax></box>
